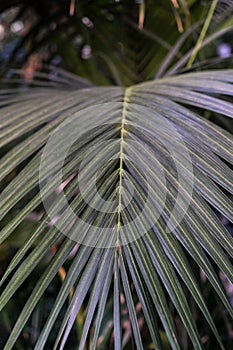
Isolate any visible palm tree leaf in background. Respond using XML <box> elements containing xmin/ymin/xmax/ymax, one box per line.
<box><xmin>0</xmin><ymin>70</ymin><xmax>233</xmax><ymax>349</ymax></box>
<box><xmin>1</xmin><ymin>0</ymin><xmax>233</xmax><ymax>85</ymax></box>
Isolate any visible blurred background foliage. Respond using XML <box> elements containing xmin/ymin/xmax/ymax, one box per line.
<box><xmin>0</xmin><ymin>0</ymin><xmax>232</xmax><ymax>85</ymax></box>
<box><xmin>0</xmin><ymin>1</ymin><xmax>232</xmax><ymax>349</ymax></box>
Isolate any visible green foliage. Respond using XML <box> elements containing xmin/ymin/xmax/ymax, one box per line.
<box><xmin>0</xmin><ymin>1</ymin><xmax>233</xmax><ymax>350</ymax></box>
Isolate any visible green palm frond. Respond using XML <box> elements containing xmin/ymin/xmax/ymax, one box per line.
<box><xmin>0</xmin><ymin>69</ymin><xmax>232</xmax><ymax>349</ymax></box>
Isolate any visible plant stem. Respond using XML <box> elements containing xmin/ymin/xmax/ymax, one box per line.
<box><xmin>187</xmin><ymin>0</ymin><xmax>218</xmax><ymax>68</ymax></box>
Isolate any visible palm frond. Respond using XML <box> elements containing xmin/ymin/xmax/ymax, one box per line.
<box><xmin>0</xmin><ymin>70</ymin><xmax>233</xmax><ymax>349</ymax></box>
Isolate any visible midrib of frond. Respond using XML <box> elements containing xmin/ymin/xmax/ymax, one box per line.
<box><xmin>116</xmin><ymin>87</ymin><xmax>132</xmax><ymax>237</ymax></box>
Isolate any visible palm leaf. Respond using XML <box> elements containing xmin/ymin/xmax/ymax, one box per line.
<box><xmin>0</xmin><ymin>70</ymin><xmax>233</xmax><ymax>349</ymax></box>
